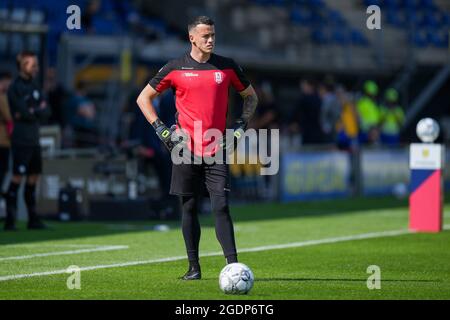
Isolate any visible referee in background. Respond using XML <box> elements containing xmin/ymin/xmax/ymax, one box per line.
<box><xmin>4</xmin><ymin>51</ymin><xmax>50</xmax><ymax>231</ymax></box>
<box><xmin>137</xmin><ymin>16</ymin><xmax>258</xmax><ymax>280</ymax></box>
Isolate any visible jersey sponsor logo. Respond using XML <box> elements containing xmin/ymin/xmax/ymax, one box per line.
<box><xmin>214</xmin><ymin>72</ymin><xmax>223</xmax><ymax>84</ymax></box>
<box><xmin>184</xmin><ymin>72</ymin><xmax>199</xmax><ymax>77</ymax></box>
<box><xmin>181</xmin><ymin>67</ymin><xmax>194</xmax><ymax>70</ymax></box>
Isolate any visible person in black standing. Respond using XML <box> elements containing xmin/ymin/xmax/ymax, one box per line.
<box><xmin>4</xmin><ymin>51</ymin><xmax>50</xmax><ymax>231</ymax></box>
<box><xmin>293</xmin><ymin>78</ymin><xmax>323</xmax><ymax>145</ymax></box>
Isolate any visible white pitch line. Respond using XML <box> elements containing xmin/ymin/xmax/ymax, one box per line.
<box><xmin>0</xmin><ymin>244</ymin><xmax>119</xmax><ymax>248</ymax></box>
<box><xmin>0</xmin><ymin>245</ymin><xmax>129</xmax><ymax>262</ymax></box>
<box><xmin>4</xmin><ymin>226</ymin><xmax>449</xmax><ymax>282</ymax></box>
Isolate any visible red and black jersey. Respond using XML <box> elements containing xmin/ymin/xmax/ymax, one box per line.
<box><xmin>149</xmin><ymin>52</ymin><xmax>250</xmax><ymax>156</ymax></box>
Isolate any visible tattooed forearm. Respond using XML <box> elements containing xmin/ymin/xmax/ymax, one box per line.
<box><xmin>241</xmin><ymin>93</ymin><xmax>258</xmax><ymax>123</ymax></box>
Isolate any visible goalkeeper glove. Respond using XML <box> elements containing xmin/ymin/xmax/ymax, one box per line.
<box><xmin>152</xmin><ymin>118</ymin><xmax>184</xmax><ymax>152</ymax></box>
<box><xmin>219</xmin><ymin>118</ymin><xmax>247</xmax><ymax>152</ymax></box>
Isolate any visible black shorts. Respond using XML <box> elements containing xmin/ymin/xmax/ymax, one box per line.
<box><xmin>11</xmin><ymin>145</ymin><xmax>42</xmax><ymax>175</ymax></box>
<box><xmin>0</xmin><ymin>147</ymin><xmax>10</xmax><ymax>174</ymax></box>
<box><xmin>170</xmin><ymin>162</ymin><xmax>231</xmax><ymax>197</ymax></box>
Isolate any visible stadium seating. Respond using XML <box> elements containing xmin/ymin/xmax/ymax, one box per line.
<box><xmin>0</xmin><ymin>0</ymin><xmax>171</xmax><ymax>63</ymax></box>
<box><xmin>364</xmin><ymin>0</ymin><xmax>450</xmax><ymax>48</ymax></box>
<box><xmin>251</xmin><ymin>0</ymin><xmax>370</xmax><ymax>47</ymax></box>
<box><xmin>0</xmin><ymin>0</ymin><xmax>448</xmax><ymax>67</ymax></box>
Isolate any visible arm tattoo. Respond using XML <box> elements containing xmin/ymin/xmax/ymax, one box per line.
<box><xmin>241</xmin><ymin>94</ymin><xmax>258</xmax><ymax>123</ymax></box>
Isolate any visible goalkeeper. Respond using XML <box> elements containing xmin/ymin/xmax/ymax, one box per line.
<box><xmin>137</xmin><ymin>16</ymin><xmax>258</xmax><ymax>280</ymax></box>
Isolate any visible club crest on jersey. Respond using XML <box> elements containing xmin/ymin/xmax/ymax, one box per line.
<box><xmin>214</xmin><ymin>72</ymin><xmax>223</xmax><ymax>84</ymax></box>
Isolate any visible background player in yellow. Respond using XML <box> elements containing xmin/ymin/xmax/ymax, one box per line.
<box><xmin>379</xmin><ymin>88</ymin><xmax>405</xmax><ymax>147</ymax></box>
<box><xmin>357</xmin><ymin>80</ymin><xmax>380</xmax><ymax>144</ymax></box>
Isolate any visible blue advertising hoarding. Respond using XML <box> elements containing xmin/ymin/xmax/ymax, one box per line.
<box><xmin>280</xmin><ymin>152</ymin><xmax>351</xmax><ymax>202</ymax></box>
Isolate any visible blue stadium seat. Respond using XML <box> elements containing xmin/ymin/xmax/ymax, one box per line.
<box><xmin>327</xmin><ymin>9</ymin><xmax>346</xmax><ymax>26</ymax></box>
<box><xmin>401</xmin><ymin>0</ymin><xmax>416</xmax><ymax>9</ymax></box>
<box><xmin>309</xmin><ymin>10</ymin><xmax>324</xmax><ymax>26</ymax></box>
<box><xmin>384</xmin><ymin>0</ymin><xmax>400</xmax><ymax>9</ymax></box>
<box><xmin>92</xmin><ymin>18</ymin><xmax>123</xmax><ymax>35</ymax></box>
<box><xmin>421</xmin><ymin>11</ymin><xmax>440</xmax><ymax>28</ymax></box>
<box><xmin>404</xmin><ymin>10</ymin><xmax>420</xmax><ymax>27</ymax></box>
<box><xmin>11</xmin><ymin>0</ymin><xmax>29</xmax><ymax>9</ymax></box>
<box><xmin>311</xmin><ymin>28</ymin><xmax>329</xmax><ymax>44</ymax></box>
<box><xmin>427</xmin><ymin>29</ymin><xmax>448</xmax><ymax>48</ymax></box>
<box><xmin>386</xmin><ymin>9</ymin><xmax>404</xmax><ymax>27</ymax></box>
<box><xmin>99</xmin><ymin>0</ymin><xmax>115</xmax><ymax>13</ymax></box>
<box><xmin>0</xmin><ymin>0</ymin><xmax>8</xmax><ymax>9</ymax></box>
<box><xmin>364</xmin><ymin>0</ymin><xmax>381</xmax><ymax>7</ymax></box>
<box><xmin>308</xmin><ymin>0</ymin><xmax>324</xmax><ymax>7</ymax></box>
<box><xmin>290</xmin><ymin>7</ymin><xmax>312</xmax><ymax>26</ymax></box>
<box><xmin>331</xmin><ymin>29</ymin><xmax>350</xmax><ymax>45</ymax></box>
<box><xmin>412</xmin><ymin>30</ymin><xmax>428</xmax><ymax>47</ymax></box>
<box><xmin>350</xmin><ymin>29</ymin><xmax>369</xmax><ymax>46</ymax></box>
<box><xmin>420</xmin><ymin>0</ymin><xmax>435</xmax><ymax>8</ymax></box>
<box><xmin>442</xmin><ymin>13</ymin><xmax>450</xmax><ymax>27</ymax></box>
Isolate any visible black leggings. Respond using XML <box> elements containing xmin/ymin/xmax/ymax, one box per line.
<box><xmin>181</xmin><ymin>194</ymin><xmax>237</xmax><ymax>264</ymax></box>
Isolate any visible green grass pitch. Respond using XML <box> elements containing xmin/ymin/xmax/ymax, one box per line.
<box><xmin>0</xmin><ymin>195</ymin><xmax>449</xmax><ymax>300</ymax></box>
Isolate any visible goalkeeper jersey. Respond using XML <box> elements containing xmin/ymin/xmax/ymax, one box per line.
<box><xmin>149</xmin><ymin>52</ymin><xmax>250</xmax><ymax>157</ymax></box>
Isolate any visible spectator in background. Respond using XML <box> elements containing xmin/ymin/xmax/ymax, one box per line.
<box><xmin>291</xmin><ymin>78</ymin><xmax>323</xmax><ymax>145</ymax></box>
<box><xmin>44</xmin><ymin>67</ymin><xmax>69</xmax><ymax>129</ymax></box>
<box><xmin>336</xmin><ymin>86</ymin><xmax>359</xmax><ymax>150</ymax></box>
<box><xmin>67</xmin><ymin>81</ymin><xmax>98</xmax><ymax>148</ymax></box>
<box><xmin>379</xmin><ymin>88</ymin><xmax>405</xmax><ymax>147</ymax></box>
<box><xmin>249</xmin><ymin>81</ymin><xmax>279</xmax><ymax>130</ymax></box>
<box><xmin>356</xmin><ymin>80</ymin><xmax>380</xmax><ymax>145</ymax></box>
<box><xmin>319</xmin><ymin>78</ymin><xmax>342</xmax><ymax>145</ymax></box>
<box><xmin>0</xmin><ymin>71</ymin><xmax>13</xmax><ymax>197</ymax></box>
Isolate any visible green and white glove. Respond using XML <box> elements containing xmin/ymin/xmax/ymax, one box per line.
<box><xmin>219</xmin><ymin>118</ymin><xmax>247</xmax><ymax>152</ymax></box>
<box><xmin>152</xmin><ymin>118</ymin><xmax>184</xmax><ymax>152</ymax></box>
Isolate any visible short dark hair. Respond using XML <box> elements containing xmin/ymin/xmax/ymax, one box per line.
<box><xmin>188</xmin><ymin>16</ymin><xmax>214</xmax><ymax>32</ymax></box>
<box><xmin>16</xmin><ymin>51</ymin><xmax>37</xmax><ymax>69</ymax></box>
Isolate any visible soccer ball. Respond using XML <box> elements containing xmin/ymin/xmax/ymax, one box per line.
<box><xmin>219</xmin><ymin>263</ymin><xmax>254</xmax><ymax>295</ymax></box>
<box><xmin>416</xmin><ymin>118</ymin><xmax>440</xmax><ymax>143</ymax></box>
